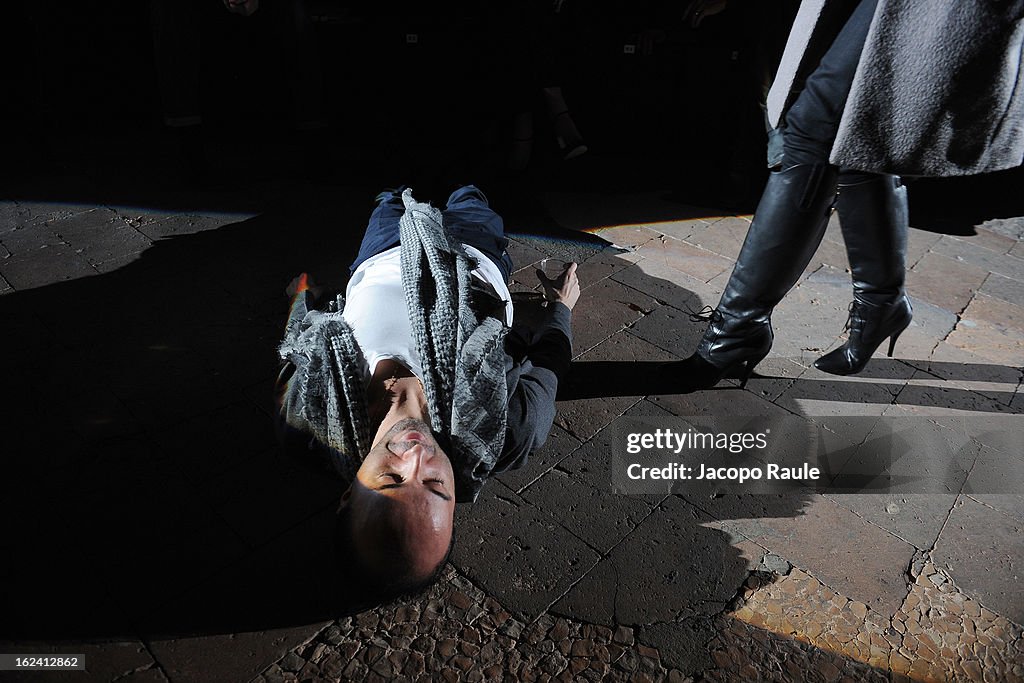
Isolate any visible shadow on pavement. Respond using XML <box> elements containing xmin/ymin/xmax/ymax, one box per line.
<box><xmin>0</xmin><ymin>181</ymin><xmax>924</xmax><ymax>682</ymax></box>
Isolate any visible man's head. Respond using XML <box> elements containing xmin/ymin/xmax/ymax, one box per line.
<box><xmin>337</xmin><ymin>418</ymin><xmax>456</xmax><ymax>596</ymax></box>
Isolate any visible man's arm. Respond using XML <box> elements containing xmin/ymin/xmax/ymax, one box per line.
<box><xmin>495</xmin><ymin>264</ymin><xmax>580</xmax><ymax>473</ymax></box>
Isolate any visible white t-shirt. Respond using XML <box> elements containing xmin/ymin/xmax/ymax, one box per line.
<box><xmin>342</xmin><ymin>245</ymin><xmax>513</xmax><ymax>378</ymax></box>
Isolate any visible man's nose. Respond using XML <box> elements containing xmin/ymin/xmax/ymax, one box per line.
<box><xmin>391</xmin><ymin>442</ymin><xmax>435</xmax><ymax>468</ymax></box>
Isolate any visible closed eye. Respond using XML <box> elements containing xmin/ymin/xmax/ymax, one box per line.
<box><xmin>425</xmin><ymin>479</ymin><xmax>452</xmax><ymax>502</ymax></box>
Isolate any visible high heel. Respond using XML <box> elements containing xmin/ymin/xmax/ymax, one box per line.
<box><xmin>674</xmin><ymin>163</ymin><xmax>839</xmax><ymax>392</ymax></box>
<box><xmin>815</xmin><ymin>172</ymin><xmax>911</xmax><ymax>376</ymax></box>
<box><xmin>814</xmin><ymin>296</ymin><xmax>912</xmax><ymax>375</ymax></box>
<box><xmin>886</xmin><ymin>329</ymin><xmax>902</xmax><ymax>357</ymax></box>
<box><xmin>670</xmin><ymin>308</ymin><xmax>773</xmax><ymax>393</ymax></box>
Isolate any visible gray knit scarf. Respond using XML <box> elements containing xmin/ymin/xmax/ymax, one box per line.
<box><xmin>278</xmin><ymin>190</ymin><xmax>509</xmax><ymax>501</ymax></box>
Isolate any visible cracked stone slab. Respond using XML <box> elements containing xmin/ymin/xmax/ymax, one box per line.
<box><xmin>947</xmin><ymin>293</ymin><xmax>1024</xmax><ymax>368</ymax></box>
<box><xmin>932</xmin><ymin>234</ymin><xmax>1024</xmax><ymax>280</ymax></box>
<box><xmin>551</xmin><ymin>496</ymin><xmax>752</xmax><ymax>627</ymax></box>
<box><xmin>506</xmin><ymin>236</ymin><xmax>552</xmax><ymax>274</ymax></box>
<box><xmin>647</xmin><ymin>216</ymin><xmax>716</xmax><ymax>242</ymax></box>
<box><xmin>520</xmin><ymin>466</ymin><xmax>658</xmax><ymax>555</ymax></box>
<box><xmin>724</xmin><ymin>560</ymin><xmax>1024</xmax><ymax>682</ymax></box>
<box><xmin>904</xmin><ymin>341</ymin><xmax>1021</xmax><ymax>407</ymax></box>
<box><xmin>717</xmin><ymin>495</ymin><xmax>917</xmax><ymax>617</ymax></box>
<box><xmin>904</xmin><ymin>227</ymin><xmax>944</xmax><ymax>270</ymax></box>
<box><xmin>557</xmin><ymin>330</ymin><xmax>680</xmax><ymax>442</ymax></box>
<box><xmin>980</xmin><ymin>271</ymin><xmax>1024</xmax><ymax>309</ymax></box>
<box><xmin>566</xmin><ymin>278</ymin><xmax>660</xmax><ymax>357</ymax></box>
<box><xmin>495</xmin><ymin>424</ymin><xmax>582</xmax><ymax>494</ymax></box>
<box><xmin>771</xmin><ymin>266</ymin><xmax>855</xmax><ymax>358</ymax></box>
<box><xmin>651</xmin><ymin>384</ymin><xmax>794</xmax><ymax>423</ymax></box>
<box><xmin>48</xmin><ymin>209</ymin><xmax>152</xmax><ymax>267</ymax></box>
<box><xmin>775</xmin><ymin>368</ymin><xmax>903</xmax><ymax>426</ymax></box>
<box><xmin>572</xmin><ymin>246</ymin><xmax>643</xmax><ymax>291</ymax></box>
<box><xmin>681</xmin><ymin>216</ymin><xmax>752</xmax><ymax>262</ymax></box>
<box><xmin>609</xmin><ymin>258</ymin><xmax>714</xmax><ymax>313</ymax></box>
<box><xmin>888</xmin><ymin>370</ymin><xmax>1019</xmax><ymax>417</ymax></box>
<box><xmin>452</xmin><ymin>483</ymin><xmax>601</xmax><ymax>622</ymax></box>
<box><xmin>589</xmin><ymin>223</ymin><xmax>663</xmax><ymax>250</ymax></box>
<box><xmin>148</xmin><ymin>626</ymin><xmax>326</xmax><ymax>683</ymax></box>
<box><xmin>628</xmin><ymin>305</ymin><xmax>705</xmax><ymax>358</ymax></box>
<box><xmin>906</xmin><ymin>251</ymin><xmax>990</xmax><ymax>314</ymax></box>
<box><xmin>933</xmin><ymin>496</ymin><xmax>1024</xmax><ymax>626</ymax></box>
<box><xmin>0</xmin><ymin>244</ymin><xmax>98</xmax><ymax>290</ymax></box>
<box><xmin>634</xmin><ymin>236</ymin><xmax>734</xmax><ymax>284</ymax></box>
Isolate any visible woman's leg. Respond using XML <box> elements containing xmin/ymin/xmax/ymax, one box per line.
<box><xmin>677</xmin><ymin>0</ymin><xmax>879</xmax><ymax>390</ymax></box>
<box><xmin>814</xmin><ymin>170</ymin><xmax>912</xmax><ymax>375</ymax></box>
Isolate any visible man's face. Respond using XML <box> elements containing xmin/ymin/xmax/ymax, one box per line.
<box><xmin>341</xmin><ymin>419</ymin><xmax>456</xmax><ymax>580</ymax></box>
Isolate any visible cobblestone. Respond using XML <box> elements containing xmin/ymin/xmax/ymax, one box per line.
<box><xmin>724</xmin><ymin>562</ymin><xmax>1023</xmax><ymax>682</ymax></box>
<box><xmin>255</xmin><ymin>568</ymin><xmax>694</xmax><ymax>683</ymax></box>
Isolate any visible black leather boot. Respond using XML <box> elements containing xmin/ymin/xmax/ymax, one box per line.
<box><xmin>674</xmin><ymin>163</ymin><xmax>840</xmax><ymax>391</ymax></box>
<box><xmin>814</xmin><ymin>173</ymin><xmax>912</xmax><ymax>376</ymax></box>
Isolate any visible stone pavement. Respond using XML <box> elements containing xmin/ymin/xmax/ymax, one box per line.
<box><xmin>1</xmin><ymin>174</ymin><xmax>1022</xmax><ymax>682</ymax></box>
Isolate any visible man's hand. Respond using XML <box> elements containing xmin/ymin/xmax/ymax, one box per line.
<box><xmin>684</xmin><ymin>0</ymin><xmax>727</xmax><ymax>28</ymax></box>
<box><xmin>223</xmin><ymin>0</ymin><xmax>259</xmax><ymax>17</ymax></box>
<box><xmin>536</xmin><ymin>261</ymin><xmax>581</xmax><ymax>311</ymax></box>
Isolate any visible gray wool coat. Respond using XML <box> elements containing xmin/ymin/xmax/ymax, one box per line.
<box><xmin>767</xmin><ymin>0</ymin><xmax>1024</xmax><ymax>176</ymax></box>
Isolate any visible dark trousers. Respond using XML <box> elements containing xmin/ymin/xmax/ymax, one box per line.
<box><xmin>350</xmin><ymin>186</ymin><xmax>514</xmax><ymax>281</ymax></box>
<box><xmin>781</xmin><ymin>0</ymin><xmax>878</xmax><ymax>174</ymax></box>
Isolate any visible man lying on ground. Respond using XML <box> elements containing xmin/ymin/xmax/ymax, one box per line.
<box><xmin>277</xmin><ymin>185</ymin><xmax>579</xmax><ymax>597</ymax></box>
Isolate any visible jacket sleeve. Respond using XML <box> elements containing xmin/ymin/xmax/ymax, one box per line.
<box><xmin>495</xmin><ymin>302</ymin><xmax>573</xmax><ymax>473</ymax></box>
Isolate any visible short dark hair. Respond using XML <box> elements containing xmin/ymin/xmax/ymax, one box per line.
<box><xmin>334</xmin><ymin>503</ymin><xmax>454</xmax><ymax>602</ymax></box>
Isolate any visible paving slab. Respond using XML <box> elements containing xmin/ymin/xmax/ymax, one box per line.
<box><xmin>932</xmin><ymin>234</ymin><xmax>1024</xmax><ymax>279</ymax></box>
<box><xmin>47</xmin><ymin>208</ymin><xmax>152</xmax><ymax>267</ymax></box>
<box><xmin>572</xmin><ymin>246</ymin><xmax>642</xmax><ymax>291</ymax></box>
<box><xmin>551</xmin><ymin>496</ymin><xmax>752</xmax><ymax>627</ymax></box>
<box><xmin>494</xmin><ymin>424</ymin><xmax>583</xmax><ymax>494</ymax></box>
<box><xmin>452</xmin><ymin>483</ymin><xmax>602</xmax><ymax>622</ymax></box>
<box><xmin>651</xmin><ymin>382</ymin><xmax>795</xmax><ymax>421</ymax></box>
<box><xmin>506</xmin><ymin>235</ymin><xmax>556</xmax><ymax>273</ymax></box>
<box><xmin>889</xmin><ymin>369</ymin><xmax>1020</xmax><ymax>417</ymax></box>
<box><xmin>980</xmin><ymin>271</ymin><xmax>1024</xmax><ymax>308</ymax></box>
<box><xmin>557</xmin><ymin>330</ymin><xmax>680</xmax><ymax>443</ymax></box>
<box><xmin>628</xmin><ymin>304</ymin><xmax>705</xmax><ymax>358</ymax></box>
<box><xmin>643</xmin><ymin>216</ymin><xmax>718</xmax><ymax>242</ymax></box>
<box><xmin>903</xmin><ymin>227</ymin><xmax>944</xmax><ymax>269</ymax></box>
<box><xmin>681</xmin><ymin>216</ymin><xmax>752</xmax><ymax>262</ymax></box>
<box><xmin>588</xmin><ymin>223</ymin><xmax>663</xmax><ymax>250</ymax></box>
<box><xmin>947</xmin><ymin>293</ymin><xmax>1024</xmax><ymax>367</ymax></box>
<box><xmin>633</xmin><ymin>235</ymin><xmax>735</xmax><ymax>283</ymax></box>
<box><xmin>714</xmin><ymin>494</ymin><xmax>917</xmax><ymax>617</ymax></box>
<box><xmin>147</xmin><ymin>626</ymin><xmax>324</xmax><ymax>683</ymax></box>
<box><xmin>609</xmin><ymin>257</ymin><xmax>714</xmax><ymax>312</ymax></box>
<box><xmin>565</xmin><ymin>277</ymin><xmax>660</xmax><ymax>357</ymax></box>
<box><xmin>905</xmin><ymin>340</ymin><xmax>1021</xmax><ymax>407</ymax></box>
<box><xmin>520</xmin><ymin>466</ymin><xmax>659</xmax><ymax>554</ymax></box>
<box><xmin>770</xmin><ymin>265</ymin><xmax>854</xmax><ymax>358</ymax></box>
<box><xmin>0</xmin><ymin>243</ymin><xmax>98</xmax><ymax>290</ymax></box>
<box><xmin>970</xmin><ymin>225</ymin><xmax>1020</xmax><ymax>254</ymax></box>
<box><xmin>932</xmin><ymin>495</ymin><xmax>1024</xmax><ymax>626</ymax></box>
<box><xmin>906</xmin><ymin>251</ymin><xmax>990</xmax><ymax>314</ymax></box>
